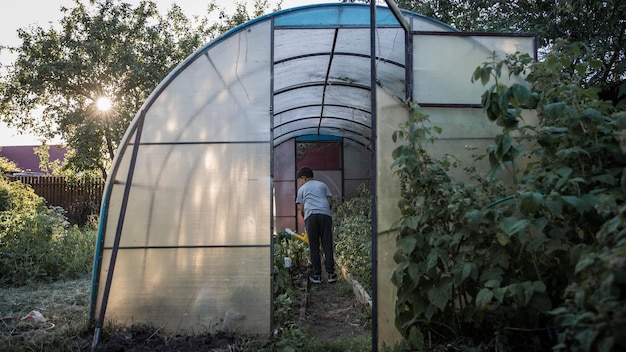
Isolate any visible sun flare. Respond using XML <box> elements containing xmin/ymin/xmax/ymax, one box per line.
<box><xmin>96</xmin><ymin>97</ymin><xmax>112</xmax><ymax>111</ymax></box>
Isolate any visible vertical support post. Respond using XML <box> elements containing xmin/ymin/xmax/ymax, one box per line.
<box><xmin>369</xmin><ymin>2</ymin><xmax>379</xmax><ymax>351</ymax></box>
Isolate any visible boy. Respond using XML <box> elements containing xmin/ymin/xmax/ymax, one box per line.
<box><xmin>295</xmin><ymin>166</ymin><xmax>336</xmax><ymax>284</ymax></box>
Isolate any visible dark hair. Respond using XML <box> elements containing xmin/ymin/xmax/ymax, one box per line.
<box><xmin>296</xmin><ymin>166</ymin><xmax>313</xmax><ymax>179</ymax></box>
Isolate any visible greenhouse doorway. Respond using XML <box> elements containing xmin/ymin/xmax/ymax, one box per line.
<box><xmin>273</xmin><ymin>135</ymin><xmax>371</xmax><ymax>234</ymax></box>
<box><xmin>295</xmin><ymin>136</ymin><xmax>342</xmax><ymax>232</ymax></box>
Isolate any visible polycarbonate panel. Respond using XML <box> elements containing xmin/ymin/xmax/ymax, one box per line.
<box><xmin>375</xmin><ymin>86</ymin><xmax>408</xmax><ymax>348</ymax></box>
<box><xmin>274</xmin><ymin>28</ymin><xmax>337</xmax><ymax>62</ymax></box>
<box><xmin>273</xmin><ymin>120</ymin><xmax>369</xmax><ymax>146</ymax></box>
<box><xmin>274</xmin><ymin>105</ymin><xmax>369</xmax><ymax>126</ymax></box>
<box><xmin>375</xmin><ymin>87</ymin><xmax>406</xmax><ymax>232</ymax></box>
<box><xmin>413</xmin><ymin>34</ymin><xmax>534</xmax><ymax>105</ymax></box>
<box><xmin>421</xmin><ymin>107</ymin><xmax>540</xmax><ymax>182</ymax></box>
<box><xmin>344</xmin><ymin>138</ymin><xmax>371</xmax><ymax>180</ymax></box>
<box><xmin>104</xmin><ymin>143</ymin><xmax>270</xmax><ymax>247</ymax></box>
<box><xmin>140</xmin><ymin>20</ymin><xmax>271</xmax><ymax>144</ymax></box>
<box><xmin>422</xmin><ymin>107</ymin><xmax>504</xmax><ymax>139</ymax></box>
<box><xmin>273</xmin><ymin>138</ymin><xmax>295</xmax><ymax>181</ymax></box>
<box><xmin>274</xmin><ymin>108</ymin><xmax>370</xmax><ymax>134</ymax></box>
<box><xmin>274</xmin><ymin>180</ymin><xmax>296</xmax><ymax>215</ymax></box>
<box><xmin>94</xmin><ymin>247</ymin><xmax>270</xmax><ymax>334</ymax></box>
<box><xmin>274</xmin><ymin>86</ymin><xmax>369</xmax><ymax>113</ymax></box>
<box><xmin>409</xmin><ymin>15</ymin><xmax>457</xmax><ymax>31</ymax></box>
<box><xmin>274</xmin><ymin>27</ymin><xmax>405</xmax><ymax>63</ymax></box>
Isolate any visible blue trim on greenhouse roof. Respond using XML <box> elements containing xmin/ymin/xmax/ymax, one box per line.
<box><xmin>212</xmin><ymin>3</ymin><xmax>457</xmax><ymax>45</ymax></box>
<box><xmin>296</xmin><ymin>134</ymin><xmax>343</xmax><ymax>142</ymax></box>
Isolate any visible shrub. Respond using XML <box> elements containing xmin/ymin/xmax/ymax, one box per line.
<box><xmin>390</xmin><ymin>41</ymin><xmax>626</xmax><ymax>351</ymax></box>
<box><xmin>0</xmin><ymin>176</ymin><xmax>96</xmax><ymax>286</ymax></box>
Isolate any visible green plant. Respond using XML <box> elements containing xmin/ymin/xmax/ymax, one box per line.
<box><xmin>334</xmin><ymin>184</ymin><xmax>372</xmax><ymax>294</ymax></box>
<box><xmin>272</xmin><ymin>231</ymin><xmax>307</xmax><ymax>327</ymax></box>
<box><xmin>0</xmin><ymin>176</ymin><xmax>96</xmax><ymax>286</ymax></box>
<box><xmin>390</xmin><ymin>41</ymin><xmax>626</xmax><ymax>351</ymax></box>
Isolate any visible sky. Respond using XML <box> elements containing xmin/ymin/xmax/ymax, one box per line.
<box><xmin>0</xmin><ymin>0</ymin><xmax>334</xmax><ymax>146</ymax></box>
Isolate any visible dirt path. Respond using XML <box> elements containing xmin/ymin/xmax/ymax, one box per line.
<box><xmin>303</xmin><ymin>274</ymin><xmax>372</xmax><ymax>345</ymax></box>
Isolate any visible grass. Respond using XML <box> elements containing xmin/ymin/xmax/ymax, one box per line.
<box><xmin>0</xmin><ymin>277</ymin><xmax>92</xmax><ymax>352</ymax></box>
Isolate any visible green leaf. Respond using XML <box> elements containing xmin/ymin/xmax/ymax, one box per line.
<box><xmin>428</xmin><ymin>284</ymin><xmax>450</xmax><ymax>311</ymax></box>
<box><xmin>397</xmin><ymin>236</ymin><xmax>418</xmax><ymax>254</ymax></box>
<box><xmin>481</xmin><ymin>67</ymin><xmax>492</xmax><ymax>85</ymax></box>
<box><xmin>483</xmin><ymin>279</ymin><xmax>500</xmax><ymax>288</ymax></box>
<box><xmin>575</xmin><ymin>256</ymin><xmax>596</xmax><ymax>273</ymax></box>
<box><xmin>546</xmin><ymin>199</ymin><xmax>563</xmax><ymax>216</ymax></box>
<box><xmin>520</xmin><ymin>191</ymin><xmax>543</xmax><ymax>214</ymax></box>
<box><xmin>424</xmin><ymin>305</ymin><xmax>437</xmax><ymax>322</ymax></box>
<box><xmin>532</xmin><ymin>280</ymin><xmax>546</xmax><ymax>293</ymax></box>
<box><xmin>476</xmin><ymin>288</ymin><xmax>493</xmax><ymax>309</ymax></box>
<box><xmin>492</xmin><ymin>287</ymin><xmax>504</xmax><ymax>303</ymax></box>
<box><xmin>426</xmin><ymin>251</ymin><xmax>439</xmax><ymax>271</ymax></box>
<box><xmin>464</xmin><ymin>209</ymin><xmax>485</xmax><ymax>227</ymax></box>
<box><xmin>499</xmin><ymin>216</ymin><xmax>529</xmax><ymax>236</ymax></box>
<box><xmin>545</xmin><ymin>126</ymin><xmax>569</xmax><ymax>133</ymax></box>
<box><xmin>453</xmin><ymin>261</ymin><xmax>478</xmax><ymax>282</ymax></box>
<box><xmin>555</xmin><ymin>166</ymin><xmax>573</xmax><ymax>178</ymax></box>
<box><xmin>408</xmin><ymin>262</ymin><xmax>421</xmax><ymax>284</ymax></box>
<box><xmin>576</xmin><ymin>329</ymin><xmax>599</xmax><ymax>352</ymax></box>
<box><xmin>591</xmin><ymin>173</ymin><xmax>615</xmax><ymax>185</ymax></box>
<box><xmin>544</xmin><ymin>102</ymin><xmax>575</xmax><ymax>119</ymax></box>
<box><xmin>548</xmin><ymin>307</ymin><xmax>569</xmax><ymax>315</ymax></box>
<box><xmin>510</xmin><ymin>83</ymin><xmax>531</xmax><ymax>105</ymax></box>
<box><xmin>407</xmin><ymin>326</ymin><xmax>425</xmax><ymax>349</ymax></box>
<box><xmin>562</xmin><ymin>195</ymin><xmax>585</xmax><ymax>212</ymax></box>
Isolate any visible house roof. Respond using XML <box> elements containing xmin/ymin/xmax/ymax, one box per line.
<box><xmin>0</xmin><ymin>145</ymin><xmax>67</xmax><ymax>174</ymax></box>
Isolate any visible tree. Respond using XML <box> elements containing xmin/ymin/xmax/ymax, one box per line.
<box><xmin>0</xmin><ymin>152</ymin><xmax>20</xmax><ymax>174</ymax></box>
<box><xmin>0</xmin><ymin>0</ymin><xmax>274</xmax><ymax>179</ymax></box>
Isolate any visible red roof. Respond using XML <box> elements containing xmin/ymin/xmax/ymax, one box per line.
<box><xmin>0</xmin><ymin>145</ymin><xmax>67</xmax><ymax>174</ymax></box>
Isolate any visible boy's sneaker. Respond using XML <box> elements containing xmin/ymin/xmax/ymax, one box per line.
<box><xmin>309</xmin><ymin>275</ymin><xmax>321</xmax><ymax>284</ymax></box>
<box><xmin>327</xmin><ymin>273</ymin><xmax>337</xmax><ymax>283</ymax></box>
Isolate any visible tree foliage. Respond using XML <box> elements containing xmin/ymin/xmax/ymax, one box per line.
<box><xmin>0</xmin><ymin>151</ymin><xmax>20</xmax><ymax>174</ymax></box>
<box><xmin>0</xmin><ymin>0</ymin><xmax>273</xmax><ymax>178</ymax></box>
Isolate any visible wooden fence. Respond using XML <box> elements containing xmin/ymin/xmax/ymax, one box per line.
<box><xmin>7</xmin><ymin>175</ymin><xmax>104</xmax><ymax>224</ymax></box>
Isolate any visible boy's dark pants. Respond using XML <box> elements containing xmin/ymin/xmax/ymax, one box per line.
<box><xmin>305</xmin><ymin>214</ymin><xmax>334</xmax><ymax>275</ymax></box>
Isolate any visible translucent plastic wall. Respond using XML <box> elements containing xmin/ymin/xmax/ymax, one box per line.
<box><xmin>413</xmin><ymin>33</ymin><xmax>536</xmax><ymax>180</ymax></box>
<box><xmin>92</xmin><ymin>19</ymin><xmax>273</xmax><ymax>334</ymax></box>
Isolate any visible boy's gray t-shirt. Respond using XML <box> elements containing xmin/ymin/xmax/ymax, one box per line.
<box><xmin>296</xmin><ymin>180</ymin><xmax>332</xmax><ymax>220</ymax></box>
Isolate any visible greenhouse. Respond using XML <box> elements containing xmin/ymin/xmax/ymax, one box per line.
<box><xmin>89</xmin><ymin>2</ymin><xmax>536</xmax><ymax>348</ymax></box>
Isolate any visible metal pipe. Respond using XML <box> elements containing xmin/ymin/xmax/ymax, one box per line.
<box><xmin>369</xmin><ymin>2</ymin><xmax>379</xmax><ymax>351</ymax></box>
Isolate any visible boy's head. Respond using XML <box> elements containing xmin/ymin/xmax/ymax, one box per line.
<box><xmin>296</xmin><ymin>166</ymin><xmax>314</xmax><ymax>179</ymax></box>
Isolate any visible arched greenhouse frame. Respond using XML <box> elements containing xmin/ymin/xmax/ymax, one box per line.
<box><xmin>89</xmin><ymin>2</ymin><xmax>536</xmax><ymax>349</ymax></box>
